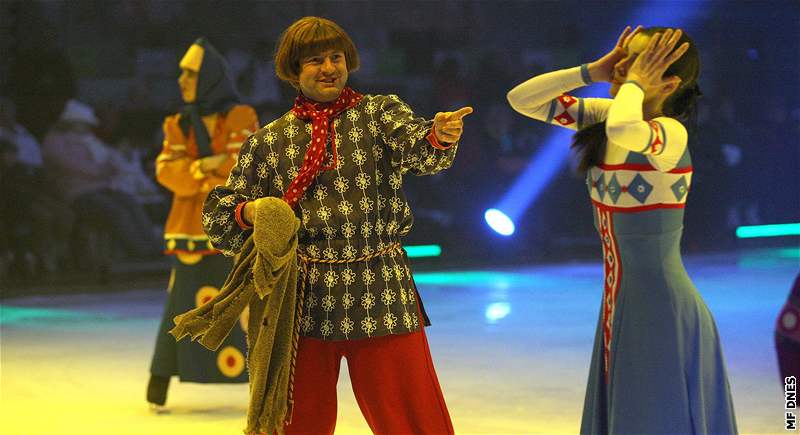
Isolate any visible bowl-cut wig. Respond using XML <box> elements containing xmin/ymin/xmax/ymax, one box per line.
<box><xmin>274</xmin><ymin>17</ymin><xmax>360</xmax><ymax>89</ymax></box>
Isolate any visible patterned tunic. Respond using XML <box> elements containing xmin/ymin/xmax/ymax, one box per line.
<box><xmin>204</xmin><ymin>94</ymin><xmax>458</xmax><ymax>341</ymax></box>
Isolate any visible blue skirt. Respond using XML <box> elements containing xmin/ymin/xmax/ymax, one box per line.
<box><xmin>581</xmin><ymin>207</ymin><xmax>737</xmax><ymax>434</ymax></box>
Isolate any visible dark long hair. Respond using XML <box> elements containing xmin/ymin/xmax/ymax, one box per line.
<box><xmin>572</xmin><ymin>28</ymin><xmax>701</xmax><ymax>174</ymax></box>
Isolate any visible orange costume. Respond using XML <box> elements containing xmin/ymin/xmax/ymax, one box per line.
<box><xmin>147</xmin><ymin>38</ymin><xmax>259</xmax><ymax>408</ymax></box>
<box><xmin>156</xmin><ymin>105</ymin><xmax>258</xmax><ymax>257</ymax></box>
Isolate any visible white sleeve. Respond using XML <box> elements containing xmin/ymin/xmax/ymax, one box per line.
<box><xmin>606</xmin><ymin>81</ymin><xmax>688</xmax><ymax>171</ymax></box>
<box><xmin>507</xmin><ymin>65</ymin><xmax>613</xmax><ymax>131</ymax></box>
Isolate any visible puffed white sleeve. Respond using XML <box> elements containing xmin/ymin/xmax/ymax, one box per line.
<box><xmin>605</xmin><ymin>81</ymin><xmax>688</xmax><ymax>171</ymax></box>
<box><xmin>507</xmin><ymin>64</ymin><xmax>613</xmax><ymax>131</ymax></box>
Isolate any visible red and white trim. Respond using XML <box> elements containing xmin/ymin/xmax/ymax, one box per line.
<box><xmin>645</xmin><ymin>120</ymin><xmax>665</xmax><ymax>155</ymax></box>
<box><xmin>552</xmin><ymin>94</ymin><xmax>578</xmax><ymax>126</ymax></box>
<box><xmin>596</xmin><ymin>204</ymin><xmax>622</xmax><ymax>382</ymax></box>
<box><xmin>596</xmin><ymin>163</ymin><xmax>693</xmax><ymax>174</ymax></box>
<box><xmin>590</xmin><ymin>200</ymin><xmax>686</xmax><ymax>213</ymax></box>
<box><xmin>587</xmin><ymin>166</ymin><xmax>692</xmax><ymax>211</ymax></box>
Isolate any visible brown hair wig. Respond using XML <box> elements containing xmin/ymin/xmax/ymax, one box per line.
<box><xmin>274</xmin><ymin>17</ymin><xmax>360</xmax><ymax>89</ymax></box>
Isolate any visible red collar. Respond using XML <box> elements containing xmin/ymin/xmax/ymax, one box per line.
<box><xmin>282</xmin><ymin>88</ymin><xmax>363</xmax><ymax>209</ymax></box>
<box><xmin>291</xmin><ymin>87</ymin><xmax>363</xmax><ymax>121</ymax></box>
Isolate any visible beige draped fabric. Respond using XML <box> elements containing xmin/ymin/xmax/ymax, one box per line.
<box><xmin>170</xmin><ymin>196</ymin><xmax>301</xmax><ymax>435</ymax></box>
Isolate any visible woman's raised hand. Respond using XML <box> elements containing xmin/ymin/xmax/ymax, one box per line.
<box><xmin>626</xmin><ymin>28</ymin><xmax>690</xmax><ymax>91</ymax></box>
<box><xmin>588</xmin><ymin>25</ymin><xmax>642</xmax><ymax>83</ymax></box>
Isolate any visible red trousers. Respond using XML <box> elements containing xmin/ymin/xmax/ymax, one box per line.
<box><xmin>284</xmin><ymin>329</ymin><xmax>454</xmax><ymax>435</ymax></box>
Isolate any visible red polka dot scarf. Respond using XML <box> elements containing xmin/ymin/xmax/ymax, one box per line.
<box><xmin>284</xmin><ymin>87</ymin><xmax>363</xmax><ymax>208</ymax></box>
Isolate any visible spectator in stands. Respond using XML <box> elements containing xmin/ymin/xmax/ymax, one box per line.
<box><xmin>0</xmin><ymin>97</ymin><xmax>71</xmax><ymax>278</ymax></box>
<box><xmin>42</xmin><ymin>99</ymin><xmax>161</xmax><ymax>268</ymax></box>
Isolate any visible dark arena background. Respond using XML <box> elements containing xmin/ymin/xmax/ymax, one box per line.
<box><xmin>1</xmin><ymin>1</ymin><xmax>798</xmax><ymax>434</ymax></box>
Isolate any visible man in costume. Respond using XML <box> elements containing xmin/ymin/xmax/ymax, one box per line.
<box><xmin>202</xmin><ymin>16</ymin><xmax>471</xmax><ymax>434</ymax></box>
<box><xmin>147</xmin><ymin>38</ymin><xmax>259</xmax><ymax>409</ymax></box>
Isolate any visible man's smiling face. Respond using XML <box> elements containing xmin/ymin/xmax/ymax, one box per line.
<box><xmin>298</xmin><ymin>49</ymin><xmax>348</xmax><ymax>103</ymax></box>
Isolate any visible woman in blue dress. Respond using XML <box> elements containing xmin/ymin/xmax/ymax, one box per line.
<box><xmin>507</xmin><ymin>27</ymin><xmax>738</xmax><ymax>434</ymax></box>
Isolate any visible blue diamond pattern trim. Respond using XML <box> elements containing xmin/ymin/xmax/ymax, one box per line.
<box><xmin>627</xmin><ymin>173</ymin><xmax>654</xmax><ymax>204</ymax></box>
<box><xmin>607</xmin><ymin>174</ymin><xmax>622</xmax><ymax>203</ymax></box>
<box><xmin>671</xmin><ymin>176</ymin><xmax>689</xmax><ymax>201</ymax></box>
<box><xmin>595</xmin><ymin>173</ymin><xmax>606</xmax><ymax>200</ymax></box>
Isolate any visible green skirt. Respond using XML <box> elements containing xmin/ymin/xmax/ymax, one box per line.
<box><xmin>149</xmin><ymin>254</ymin><xmax>248</xmax><ymax>383</ymax></box>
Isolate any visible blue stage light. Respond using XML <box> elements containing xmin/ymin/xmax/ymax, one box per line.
<box><xmin>494</xmin><ymin>130</ymin><xmax>573</xmax><ymax>222</ymax></box>
<box><xmin>485</xmin><ymin>208</ymin><xmax>515</xmax><ymax>236</ymax></box>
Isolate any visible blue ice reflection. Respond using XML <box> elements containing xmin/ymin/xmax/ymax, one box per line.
<box><xmin>485</xmin><ymin>302</ymin><xmax>511</xmax><ymax>324</ymax></box>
